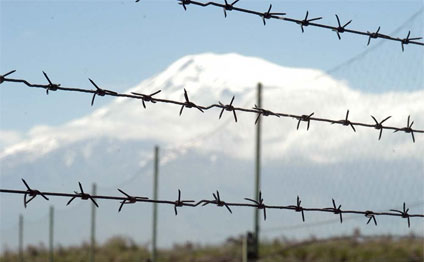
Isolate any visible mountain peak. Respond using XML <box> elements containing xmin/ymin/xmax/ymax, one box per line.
<box><xmin>169</xmin><ymin>52</ymin><xmax>269</xmax><ymax>72</ymax></box>
<box><xmin>133</xmin><ymin>52</ymin><xmax>326</xmax><ymax>99</ymax></box>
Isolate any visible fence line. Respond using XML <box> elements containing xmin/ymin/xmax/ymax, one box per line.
<box><xmin>171</xmin><ymin>0</ymin><xmax>423</xmax><ymax>51</ymax></box>
<box><xmin>1</xmin><ymin>179</ymin><xmax>423</xmax><ymax>228</ymax></box>
<box><xmin>0</xmin><ymin>71</ymin><xmax>422</xmax><ymax>142</ymax></box>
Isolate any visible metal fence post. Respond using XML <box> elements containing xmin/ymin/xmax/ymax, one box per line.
<box><xmin>19</xmin><ymin>214</ymin><xmax>23</xmax><ymax>262</ymax></box>
<box><xmin>49</xmin><ymin>206</ymin><xmax>54</xmax><ymax>262</ymax></box>
<box><xmin>90</xmin><ymin>183</ymin><xmax>97</xmax><ymax>262</ymax></box>
<box><xmin>152</xmin><ymin>146</ymin><xmax>159</xmax><ymax>262</ymax></box>
<box><xmin>253</xmin><ymin>83</ymin><xmax>262</xmax><ymax>260</ymax></box>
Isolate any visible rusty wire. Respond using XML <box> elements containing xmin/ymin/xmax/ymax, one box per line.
<box><xmin>171</xmin><ymin>0</ymin><xmax>424</xmax><ymax>51</ymax></box>
<box><xmin>1</xmin><ymin>70</ymin><xmax>422</xmax><ymax>142</ymax></box>
<box><xmin>0</xmin><ymin>179</ymin><xmax>423</xmax><ymax>228</ymax></box>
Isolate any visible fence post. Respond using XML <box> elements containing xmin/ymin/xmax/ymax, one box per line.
<box><xmin>90</xmin><ymin>183</ymin><xmax>97</xmax><ymax>262</ymax></box>
<box><xmin>242</xmin><ymin>234</ymin><xmax>247</xmax><ymax>262</ymax></box>
<box><xmin>152</xmin><ymin>146</ymin><xmax>159</xmax><ymax>262</ymax></box>
<box><xmin>49</xmin><ymin>206</ymin><xmax>54</xmax><ymax>262</ymax></box>
<box><xmin>19</xmin><ymin>214</ymin><xmax>23</xmax><ymax>262</ymax></box>
<box><xmin>253</xmin><ymin>83</ymin><xmax>262</xmax><ymax>260</ymax></box>
<box><xmin>245</xmin><ymin>232</ymin><xmax>257</xmax><ymax>262</ymax></box>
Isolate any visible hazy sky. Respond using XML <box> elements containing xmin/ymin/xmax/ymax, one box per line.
<box><xmin>1</xmin><ymin>0</ymin><xmax>423</xmax><ymax>133</ymax></box>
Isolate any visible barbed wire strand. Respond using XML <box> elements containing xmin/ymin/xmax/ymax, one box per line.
<box><xmin>169</xmin><ymin>0</ymin><xmax>424</xmax><ymax>51</ymax></box>
<box><xmin>1</xmin><ymin>179</ymin><xmax>423</xmax><ymax>228</ymax></box>
<box><xmin>1</xmin><ymin>71</ymin><xmax>422</xmax><ymax>142</ymax></box>
<box><xmin>262</xmin><ymin>201</ymin><xmax>424</xmax><ymax>234</ymax></box>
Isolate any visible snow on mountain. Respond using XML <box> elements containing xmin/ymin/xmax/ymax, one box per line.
<box><xmin>1</xmin><ymin>53</ymin><xmax>423</xmax><ymax>250</ymax></box>
<box><xmin>1</xmin><ymin>53</ymin><xmax>423</xmax><ymax>166</ymax></box>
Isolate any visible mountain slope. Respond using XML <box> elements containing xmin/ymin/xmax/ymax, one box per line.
<box><xmin>1</xmin><ymin>53</ymin><xmax>423</xmax><ymax>165</ymax></box>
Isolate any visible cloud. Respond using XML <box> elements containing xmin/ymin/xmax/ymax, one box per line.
<box><xmin>0</xmin><ymin>130</ymin><xmax>23</xmax><ymax>149</ymax></box>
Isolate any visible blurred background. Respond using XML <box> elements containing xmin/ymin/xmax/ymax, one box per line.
<box><xmin>1</xmin><ymin>0</ymin><xmax>423</xmax><ymax>261</ymax></box>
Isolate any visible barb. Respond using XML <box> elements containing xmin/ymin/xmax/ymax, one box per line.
<box><xmin>174</xmin><ymin>189</ymin><xmax>195</xmax><ymax>215</ymax></box>
<box><xmin>297</xmin><ymin>11</ymin><xmax>322</xmax><ymax>33</ymax></box>
<box><xmin>219</xmin><ymin>95</ymin><xmax>237</xmax><ymax>122</ymax></box>
<box><xmin>245</xmin><ymin>191</ymin><xmax>266</xmax><ymax>220</ymax></box>
<box><xmin>88</xmin><ymin>78</ymin><xmax>118</xmax><ymax>106</ymax></box>
<box><xmin>332</xmin><ymin>110</ymin><xmax>356</xmax><ymax>132</ymax></box>
<box><xmin>131</xmin><ymin>90</ymin><xmax>161</xmax><ymax>109</ymax></box>
<box><xmin>180</xmin><ymin>88</ymin><xmax>204</xmax><ymax>116</ymax></box>
<box><xmin>253</xmin><ymin>104</ymin><xmax>279</xmax><ymax>125</ymax></box>
<box><xmin>1</xmin><ymin>72</ymin><xmax>423</xmax><ymax>142</ymax></box>
<box><xmin>222</xmin><ymin>0</ymin><xmax>239</xmax><ymax>18</ymax></box>
<box><xmin>390</xmin><ymin>202</ymin><xmax>411</xmax><ymax>228</ymax></box>
<box><xmin>66</xmin><ymin>182</ymin><xmax>99</xmax><ymax>208</ymax></box>
<box><xmin>21</xmin><ymin>179</ymin><xmax>49</xmax><ymax>208</ymax></box>
<box><xmin>394</xmin><ymin>115</ymin><xmax>416</xmax><ymax>143</ymax></box>
<box><xmin>401</xmin><ymin>31</ymin><xmax>423</xmax><ymax>52</ymax></box>
<box><xmin>367</xmin><ymin>26</ymin><xmax>382</xmax><ymax>46</ymax></box>
<box><xmin>333</xmin><ymin>14</ymin><xmax>352</xmax><ymax>40</ymax></box>
<box><xmin>170</xmin><ymin>0</ymin><xmax>424</xmax><ymax>49</ymax></box>
<box><xmin>117</xmin><ymin>188</ymin><xmax>149</xmax><ymax>212</ymax></box>
<box><xmin>365</xmin><ymin>210</ymin><xmax>377</xmax><ymax>226</ymax></box>
<box><xmin>296</xmin><ymin>113</ymin><xmax>314</xmax><ymax>131</ymax></box>
<box><xmin>288</xmin><ymin>196</ymin><xmax>305</xmax><ymax>222</ymax></box>
<box><xmin>42</xmin><ymin>71</ymin><xmax>60</xmax><ymax>95</ymax></box>
<box><xmin>1</xmin><ymin>181</ymin><xmax>423</xmax><ymax>227</ymax></box>
<box><xmin>324</xmin><ymin>199</ymin><xmax>343</xmax><ymax>224</ymax></box>
<box><xmin>260</xmin><ymin>4</ymin><xmax>286</xmax><ymax>26</ymax></box>
<box><xmin>202</xmin><ymin>190</ymin><xmax>232</xmax><ymax>213</ymax></box>
<box><xmin>0</xmin><ymin>70</ymin><xmax>16</xmax><ymax>84</ymax></box>
<box><xmin>371</xmin><ymin>115</ymin><xmax>391</xmax><ymax>140</ymax></box>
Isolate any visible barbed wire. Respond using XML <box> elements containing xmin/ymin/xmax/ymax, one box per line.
<box><xmin>169</xmin><ymin>0</ymin><xmax>424</xmax><ymax>51</ymax></box>
<box><xmin>1</xmin><ymin>179</ymin><xmax>423</xmax><ymax>228</ymax></box>
<box><xmin>1</xmin><ymin>70</ymin><xmax>422</xmax><ymax>142</ymax></box>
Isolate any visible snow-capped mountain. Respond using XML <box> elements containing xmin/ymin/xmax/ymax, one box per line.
<box><xmin>1</xmin><ymin>53</ymin><xmax>423</xmax><ymax>164</ymax></box>
<box><xmin>1</xmin><ymin>53</ymin><xmax>423</xmax><ymax>250</ymax></box>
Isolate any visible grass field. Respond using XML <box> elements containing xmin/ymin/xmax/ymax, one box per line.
<box><xmin>1</xmin><ymin>230</ymin><xmax>423</xmax><ymax>262</ymax></box>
